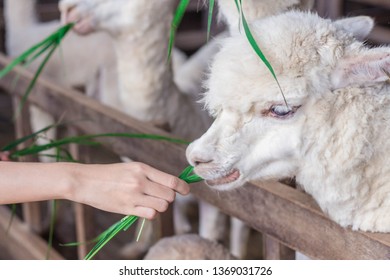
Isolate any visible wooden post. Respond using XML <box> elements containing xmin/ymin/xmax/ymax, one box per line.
<box><xmin>315</xmin><ymin>0</ymin><xmax>343</xmax><ymax>19</ymax></box>
<box><xmin>263</xmin><ymin>234</ymin><xmax>295</xmax><ymax>260</ymax></box>
<box><xmin>12</xmin><ymin>97</ymin><xmax>45</xmax><ymax>234</ymax></box>
<box><xmin>68</xmin><ymin>128</ymin><xmax>96</xmax><ymax>259</ymax></box>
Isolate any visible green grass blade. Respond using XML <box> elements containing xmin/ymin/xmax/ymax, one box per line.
<box><xmin>207</xmin><ymin>0</ymin><xmax>215</xmax><ymax>41</ymax></box>
<box><xmin>46</xmin><ymin>200</ymin><xmax>57</xmax><ymax>260</ymax></box>
<box><xmin>178</xmin><ymin>165</ymin><xmax>194</xmax><ymax>180</ymax></box>
<box><xmin>168</xmin><ymin>0</ymin><xmax>190</xmax><ymax>61</ymax></box>
<box><xmin>85</xmin><ymin>133</ymin><xmax>189</xmax><ymax>145</ymax></box>
<box><xmin>10</xmin><ymin>139</ymin><xmax>100</xmax><ymax>159</ymax></box>
<box><xmin>57</xmin><ymin>148</ymin><xmax>78</xmax><ymax>162</ymax></box>
<box><xmin>22</xmin><ymin>42</ymin><xmax>55</xmax><ymax>68</ymax></box>
<box><xmin>1</xmin><ymin>124</ymin><xmax>57</xmax><ymax>152</ymax></box>
<box><xmin>84</xmin><ymin>215</ymin><xmax>139</xmax><ymax>260</ymax></box>
<box><xmin>60</xmin><ymin>219</ymin><xmax>123</xmax><ymax>247</ymax></box>
<box><xmin>179</xmin><ymin>165</ymin><xmax>203</xmax><ymax>183</ymax></box>
<box><xmin>185</xmin><ymin>174</ymin><xmax>204</xmax><ymax>184</ymax></box>
<box><xmin>0</xmin><ymin>23</ymin><xmax>74</xmax><ymax>78</ymax></box>
<box><xmin>234</xmin><ymin>0</ymin><xmax>288</xmax><ymax>107</ymax></box>
<box><xmin>5</xmin><ymin>204</ymin><xmax>17</xmax><ymax>235</ymax></box>
<box><xmin>83</xmin><ymin>166</ymin><xmax>203</xmax><ymax>260</ymax></box>
<box><xmin>10</xmin><ymin>132</ymin><xmax>188</xmax><ymax>159</ymax></box>
<box><xmin>36</xmin><ymin>153</ymin><xmax>78</xmax><ymax>162</ymax></box>
<box><xmin>14</xmin><ymin>44</ymin><xmax>58</xmax><ymax>119</ymax></box>
<box><xmin>11</xmin><ymin>142</ymin><xmax>100</xmax><ymax>158</ymax></box>
<box><xmin>0</xmin><ymin>42</ymin><xmax>51</xmax><ymax>78</ymax></box>
<box><xmin>0</xmin><ymin>23</ymin><xmax>74</xmax><ymax>118</ymax></box>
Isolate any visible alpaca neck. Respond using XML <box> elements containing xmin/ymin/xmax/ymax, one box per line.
<box><xmin>115</xmin><ymin>36</ymin><xmax>175</xmax><ymax>125</ymax></box>
<box><xmin>4</xmin><ymin>0</ymin><xmax>38</xmax><ymax>31</ymax></box>
<box><xmin>114</xmin><ymin>35</ymin><xmax>208</xmax><ymax>139</ymax></box>
<box><xmin>296</xmin><ymin>85</ymin><xmax>390</xmax><ymax>226</ymax></box>
<box><xmin>110</xmin><ymin>0</ymin><xmax>209</xmax><ymax>139</ymax></box>
<box><xmin>112</xmin><ymin>2</ymin><xmax>177</xmax><ymax>126</ymax></box>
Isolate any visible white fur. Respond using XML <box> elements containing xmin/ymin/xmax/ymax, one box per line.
<box><xmin>144</xmin><ymin>234</ymin><xmax>236</xmax><ymax>260</ymax></box>
<box><xmin>217</xmin><ymin>0</ymin><xmax>315</xmax><ymax>259</ymax></box>
<box><xmin>187</xmin><ymin>11</ymin><xmax>390</xmax><ymax>232</ymax></box>
<box><xmin>59</xmin><ymin>0</ymin><xmax>211</xmax><ymax>135</ymax></box>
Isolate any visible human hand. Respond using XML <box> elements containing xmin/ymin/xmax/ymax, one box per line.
<box><xmin>0</xmin><ymin>151</ymin><xmax>10</xmax><ymax>161</ymax></box>
<box><xmin>67</xmin><ymin>162</ymin><xmax>190</xmax><ymax>219</ymax></box>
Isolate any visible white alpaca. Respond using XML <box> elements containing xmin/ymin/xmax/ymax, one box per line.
<box><xmin>59</xmin><ymin>0</ymin><xmax>210</xmax><ymax>136</ymax></box>
<box><xmin>58</xmin><ymin>0</ymin><xmax>316</xmax><ymax>259</ymax></box>
<box><xmin>215</xmin><ymin>0</ymin><xmax>315</xmax><ymax>258</ymax></box>
<box><xmin>144</xmin><ymin>234</ymin><xmax>236</xmax><ymax>260</ymax></box>
<box><xmin>186</xmin><ymin>11</ymin><xmax>390</xmax><ymax>233</ymax></box>
<box><xmin>4</xmin><ymin>0</ymin><xmax>118</xmax><ymax>160</ymax></box>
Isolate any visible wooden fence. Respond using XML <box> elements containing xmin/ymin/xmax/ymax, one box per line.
<box><xmin>0</xmin><ymin>54</ymin><xmax>389</xmax><ymax>260</ymax></box>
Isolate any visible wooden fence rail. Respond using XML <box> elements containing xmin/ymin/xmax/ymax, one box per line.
<box><xmin>0</xmin><ymin>54</ymin><xmax>389</xmax><ymax>259</ymax></box>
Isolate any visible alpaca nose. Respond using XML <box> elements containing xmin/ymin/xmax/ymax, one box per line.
<box><xmin>186</xmin><ymin>142</ymin><xmax>214</xmax><ymax>167</ymax></box>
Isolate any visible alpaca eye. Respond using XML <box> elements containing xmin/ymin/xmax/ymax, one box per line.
<box><xmin>270</xmin><ymin>105</ymin><xmax>292</xmax><ymax>117</ymax></box>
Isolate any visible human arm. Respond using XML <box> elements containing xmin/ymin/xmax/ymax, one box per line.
<box><xmin>0</xmin><ymin>161</ymin><xmax>190</xmax><ymax>219</ymax></box>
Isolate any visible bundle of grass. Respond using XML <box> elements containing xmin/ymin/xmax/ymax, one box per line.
<box><xmin>83</xmin><ymin>166</ymin><xmax>202</xmax><ymax>260</ymax></box>
<box><xmin>0</xmin><ymin>23</ymin><xmax>74</xmax><ymax>115</ymax></box>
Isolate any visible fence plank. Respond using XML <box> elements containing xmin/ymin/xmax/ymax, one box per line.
<box><xmin>0</xmin><ymin>206</ymin><xmax>63</xmax><ymax>260</ymax></box>
<box><xmin>191</xmin><ymin>180</ymin><xmax>390</xmax><ymax>259</ymax></box>
<box><xmin>0</xmin><ymin>54</ymin><xmax>389</xmax><ymax>259</ymax></box>
<box><xmin>0</xmin><ymin>55</ymin><xmax>187</xmax><ymax>176</ymax></box>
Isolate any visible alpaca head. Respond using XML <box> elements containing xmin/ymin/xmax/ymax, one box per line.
<box><xmin>59</xmin><ymin>0</ymin><xmax>176</xmax><ymax>36</ymax></box>
<box><xmin>186</xmin><ymin>11</ymin><xmax>390</xmax><ymax>191</ymax></box>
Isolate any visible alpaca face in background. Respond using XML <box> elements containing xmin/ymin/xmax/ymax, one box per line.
<box><xmin>187</xmin><ymin>11</ymin><xmax>385</xmax><ymax>192</ymax></box>
<box><xmin>60</xmin><ymin>0</ymin><xmax>176</xmax><ymax>36</ymax></box>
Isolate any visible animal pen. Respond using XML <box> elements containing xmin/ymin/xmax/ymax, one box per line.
<box><xmin>0</xmin><ymin>54</ymin><xmax>389</xmax><ymax>259</ymax></box>
<box><xmin>0</xmin><ymin>0</ymin><xmax>390</xmax><ymax>260</ymax></box>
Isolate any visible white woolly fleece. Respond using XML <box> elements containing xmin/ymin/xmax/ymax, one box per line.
<box><xmin>188</xmin><ymin>11</ymin><xmax>390</xmax><ymax>232</ymax></box>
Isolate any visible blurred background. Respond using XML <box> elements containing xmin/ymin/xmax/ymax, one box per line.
<box><xmin>0</xmin><ymin>0</ymin><xmax>388</xmax><ymax>55</ymax></box>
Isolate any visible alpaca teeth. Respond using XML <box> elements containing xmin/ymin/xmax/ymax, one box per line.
<box><xmin>206</xmin><ymin>169</ymin><xmax>240</xmax><ymax>187</ymax></box>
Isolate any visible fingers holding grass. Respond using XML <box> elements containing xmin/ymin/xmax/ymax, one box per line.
<box><xmin>142</xmin><ymin>163</ymin><xmax>191</xmax><ymax>195</ymax></box>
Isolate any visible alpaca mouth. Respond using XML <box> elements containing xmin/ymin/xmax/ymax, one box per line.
<box><xmin>206</xmin><ymin>169</ymin><xmax>240</xmax><ymax>187</ymax></box>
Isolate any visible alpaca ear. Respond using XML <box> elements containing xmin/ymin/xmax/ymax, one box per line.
<box><xmin>331</xmin><ymin>48</ymin><xmax>390</xmax><ymax>89</ymax></box>
<box><xmin>334</xmin><ymin>16</ymin><xmax>374</xmax><ymax>40</ymax></box>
